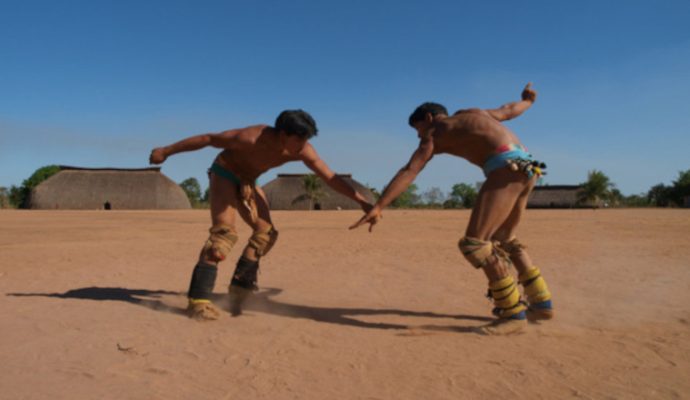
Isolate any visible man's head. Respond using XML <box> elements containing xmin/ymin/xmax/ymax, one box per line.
<box><xmin>408</xmin><ymin>102</ymin><xmax>448</xmax><ymax>137</ymax></box>
<box><xmin>275</xmin><ymin>109</ymin><xmax>318</xmax><ymax>154</ymax></box>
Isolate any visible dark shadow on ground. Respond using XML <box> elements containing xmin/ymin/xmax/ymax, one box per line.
<box><xmin>7</xmin><ymin>287</ymin><xmax>187</xmax><ymax>316</ymax></box>
<box><xmin>7</xmin><ymin>287</ymin><xmax>492</xmax><ymax>333</ymax></box>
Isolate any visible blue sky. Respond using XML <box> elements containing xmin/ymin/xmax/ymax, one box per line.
<box><xmin>1</xmin><ymin>0</ymin><xmax>689</xmax><ymax>196</ymax></box>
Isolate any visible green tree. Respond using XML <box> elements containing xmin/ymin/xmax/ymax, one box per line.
<box><xmin>11</xmin><ymin>165</ymin><xmax>61</xmax><ymax>208</ymax></box>
<box><xmin>179</xmin><ymin>177</ymin><xmax>202</xmax><ymax>206</ymax></box>
<box><xmin>390</xmin><ymin>183</ymin><xmax>420</xmax><ymax>208</ymax></box>
<box><xmin>299</xmin><ymin>174</ymin><xmax>326</xmax><ymax>210</ymax></box>
<box><xmin>670</xmin><ymin>169</ymin><xmax>690</xmax><ymax>206</ymax></box>
<box><xmin>647</xmin><ymin>183</ymin><xmax>671</xmax><ymax>207</ymax></box>
<box><xmin>445</xmin><ymin>183</ymin><xmax>478</xmax><ymax>209</ymax></box>
<box><xmin>609</xmin><ymin>188</ymin><xmax>624</xmax><ymax>207</ymax></box>
<box><xmin>622</xmin><ymin>193</ymin><xmax>650</xmax><ymax>207</ymax></box>
<box><xmin>577</xmin><ymin>170</ymin><xmax>615</xmax><ymax>208</ymax></box>
<box><xmin>0</xmin><ymin>187</ymin><xmax>9</xmax><ymax>208</ymax></box>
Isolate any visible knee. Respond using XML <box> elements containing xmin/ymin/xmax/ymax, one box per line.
<box><xmin>248</xmin><ymin>225</ymin><xmax>279</xmax><ymax>257</ymax></box>
<box><xmin>203</xmin><ymin>224</ymin><xmax>239</xmax><ymax>262</ymax></box>
<box><xmin>458</xmin><ymin>236</ymin><xmax>508</xmax><ymax>269</ymax></box>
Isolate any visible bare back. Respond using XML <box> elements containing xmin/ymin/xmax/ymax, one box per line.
<box><xmin>431</xmin><ymin>109</ymin><xmax>522</xmax><ymax>167</ymax></box>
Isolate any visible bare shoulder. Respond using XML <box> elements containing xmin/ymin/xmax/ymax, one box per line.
<box><xmin>299</xmin><ymin>142</ymin><xmax>319</xmax><ymax>161</ymax></box>
<box><xmin>452</xmin><ymin>108</ymin><xmax>487</xmax><ymax>116</ymax></box>
<box><xmin>222</xmin><ymin>124</ymin><xmax>269</xmax><ymax>142</ymax></box>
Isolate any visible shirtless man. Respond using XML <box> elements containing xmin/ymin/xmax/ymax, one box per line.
<box><xmin>150</xmin><ymin>110</ymin><xmax>373</xmax><ymax>320</ymax></box>
<box><xmin>350</xmin><ymin>84</ymin><xmax>553</xmax><ymax>334</ymax></box>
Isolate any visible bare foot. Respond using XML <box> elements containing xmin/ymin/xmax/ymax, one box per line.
<box><xmin>187</xmin><ymin>301</ymin><xmax>221</xmax><ymax>321</ymax></box>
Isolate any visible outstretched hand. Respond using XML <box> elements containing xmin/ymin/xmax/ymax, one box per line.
<box><xmin>349</xmin><ymin>206</ymin><xmax>382</xmax><ymax>233</ymax></box>
<box><xmin>521</xmin><ymin>82</ymin><xmax>537</xmax><ymax>103</ymax></box>
<box><xmin>149</xmin><ymin>148</ymin><xmax>167</xmax><ymax>165</ymax></box>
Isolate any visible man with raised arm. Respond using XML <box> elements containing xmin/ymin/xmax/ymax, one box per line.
<box><xmin>351</xmin><ymin>84</ymin><xmax>553</xmax><ymax>334</ymax></box>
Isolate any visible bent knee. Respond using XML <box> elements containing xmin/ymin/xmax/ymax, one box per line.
<box><xmin>459</xmin><ymin>236</ymin><xmax>496</xmax><ymax>269</ymax></box>
<box><xmin>203</xmin><ymin>224</ymin><xmax>239</xmax><ymax>262</ymax></box>
<box><xmin>248</xmin><ymin>225</ymin><xmax>279</xmax><ymax>257</ymax></box>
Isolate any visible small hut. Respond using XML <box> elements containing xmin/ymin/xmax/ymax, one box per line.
<box><xmin>29</xmin><ymin>166</ymin><xmax>190</xmax><ymax>210</ymax></box>
<box><xmin>262</xmin><ymin>173</ymin><xmax>376</xmax><ymax>210</ymax></box>
<box><xmin>527</xmin><ymin>185</ymin><xmax>582</xmax><ymax>208</ymax></box>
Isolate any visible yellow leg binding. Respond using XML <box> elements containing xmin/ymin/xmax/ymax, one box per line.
<box><xmin>519</xmin><ymin>267</ymin><xmax>553</xmax><ymax>320</ymax></box>
<box><xmin>489</xmin><ymin>276</ymin><xmax>527</xmax><ymax>319</ymax></box>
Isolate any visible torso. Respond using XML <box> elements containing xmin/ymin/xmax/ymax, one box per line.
<box><xmin>431</xmin><ymin>109</ymin><xmax>522</xmax><ymax>167</ymax></box>
<box><xmin>214</xmin><ymin>125</ymin><xmax>301</xmax><ymax>181</ymax></box>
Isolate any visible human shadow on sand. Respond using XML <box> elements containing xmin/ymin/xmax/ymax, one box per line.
<box><xmin>8</xmin><ymin>287</ymin><xmax>188</xmax><ymax>317</ymax></box>
<box><xmin>8</xmin><ymin>287</ymin><xmax>492</xmax><ymax>333</ymax></box>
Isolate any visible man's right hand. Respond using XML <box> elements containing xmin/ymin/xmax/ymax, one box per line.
<box><xmin>349</xmin><ymin>206</ymin><xmax>382</xmax><ymax>233</ymax></box>
<box><xmin>521</xmin><ymin>82</ymin><xmax>537</xmax><ymax>103</ymax></box>
<box><xmin>149</xmin><ymin>147</ymin><xmax>167</xmax><ymax>164</ymax></box>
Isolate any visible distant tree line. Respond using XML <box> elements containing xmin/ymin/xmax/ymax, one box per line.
<box><xmin>576</xmin><ymin>169</ymin><xmax>690</xmax><ymax>208</ymax></box>
<box><xmin>1</xmin><ymin>167</ymin><xmax>688</xmax><ymax>209</ymax></box>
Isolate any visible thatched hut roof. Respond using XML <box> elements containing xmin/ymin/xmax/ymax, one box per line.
<box><xmin>29</xmin><ymin>166</ymin><xmax>190</xmax><ymax>210</ymax></box>
<box><xmin>262</xmin><ymin>174</ymin><xmax>376</xmax><ymax>210</ymax></box>
<box><xmin>527</xmin><ymin>185</ymin><xmax>583</xmax><ymax>208</ymax></box>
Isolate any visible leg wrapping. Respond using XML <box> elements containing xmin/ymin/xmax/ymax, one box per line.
<box><xmin>489</xmin><ymin>276</ymin><xmax>526</xmax><ymax>319</ymax></box>
<box><xmin>203</xmin><ymin>224</ymin><xmax>238</xmax><ymax>262</ymax></box>
<box><xmin>188</xmin><ymin>262</ymin><xmax>218</xmax><ymax>300</ymax></box>
<box><xmin>248</xmin><ymin>226</ymin><xmax>279</xmax><ymax>257</ymax></box>
<box><xmin>458</xmin><ymin>236</ymin><xmax>509</xmax><ymax>269</ymax></box>
<box><xmin>230</xmin><ymin>257</ymin><xmax>259</xmax><ymax>290</ymax></box>
<box><xmin>519</xmin><ymin>267</ymin><xmax>552</xmax><ymax>304</ymax></box>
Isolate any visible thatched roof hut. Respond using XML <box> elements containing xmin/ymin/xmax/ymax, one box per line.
<box><xmin>29</xmin><ymin>166</ymin><xmax>190</xmax><ymax>210</ymax></box>
<box><xmin>262</xmin><ymin>174</ymin><xmax>376</xmax><ymax>210</ymax></box>
<box><xmin>527</xmin><ymin>185</ymin><xmax>583</xmax><ymax>208</ymax></box>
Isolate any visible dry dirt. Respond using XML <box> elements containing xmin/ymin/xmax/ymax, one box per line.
<box><xmin>1</xmin><ymin>209</ymin><xmax>689</xmax><ymax>399</ymax></box>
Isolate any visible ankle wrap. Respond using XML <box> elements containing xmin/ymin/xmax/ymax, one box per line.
<box><xmin>188</xmin><ymin>262</ymin><xmax>218</xmax><ymax>300</ymax></box>
<box><xmin>230</xmin><ymin>257</ymin><xmax>259</xmax><ymax>290</ymax></box>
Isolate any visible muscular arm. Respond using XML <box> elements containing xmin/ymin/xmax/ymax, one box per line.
<box><xmin>376</xmin><ymin>138</ymin><xmax>434</xmax><ymax>210</ymax></box>
<box><xmin>300</xmin><ymin>144</ymin><xmax>371</xmax><ymax>209</ymax></box>
<box><xmin>486</xmin><ymin>83</ymin><xmax>537</xmax><ymax>121</ymax></box>
<box><xmin>149</xmin><ymin>129</ymin><xmax>241</xmax><ymax>164</ymax></box>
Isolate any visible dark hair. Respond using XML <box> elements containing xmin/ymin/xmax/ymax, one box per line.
<box><xmin>275</xmin><ymin>109</ymin><xmax>318</xmax><ymax>139</ymax></box>
<box><xmin>408</xmin><ymin>102</ymin><xmax>448</xmax><ymax>127</ymax></box>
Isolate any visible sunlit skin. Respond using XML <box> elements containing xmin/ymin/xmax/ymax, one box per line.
<box><xmin>150</xmin><ymin>124</ymin><xmax>374</xmax><ymax>263</ymax></box>
<box><xmin>351</xmin><ymin>83</ymin><xmax>539</xmax><ymax>282</ymax></box>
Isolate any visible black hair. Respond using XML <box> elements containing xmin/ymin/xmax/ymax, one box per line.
<box><xmin>408</xmin><ymin>102</ymin><xmax>448</xmax><ymax>127</ymax></box>
<box><xmin>274</xmin><ymin>109</ymin><xmax>318</xmax><ymax>139</ymax></box>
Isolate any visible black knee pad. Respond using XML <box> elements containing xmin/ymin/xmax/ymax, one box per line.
<box><xmin>230</xmin><ymin>257</ymin><xmax>259</xmax><ymax>290</ymax></box>
<box><xmin>188</xmin><ymin>262</ymin><xmax>218</xmax><ymax>300</ymax></box>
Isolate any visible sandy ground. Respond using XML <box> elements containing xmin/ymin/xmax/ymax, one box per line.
<box><xmin>1</xmin><ymin>209</ymin><xmax>689</xmax><ymax>400</ymax></box>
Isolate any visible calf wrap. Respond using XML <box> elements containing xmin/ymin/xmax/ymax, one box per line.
<box><xmin>248</xmin><ymin>226</ymin><xmax>279</xmax><ymax>257</ymax></box>
<box><xmin>458</xmin><ymin>236</ymin><xmax>509</xmax><ymax>269</ymax></box>
<box><xmin>203</xmin><ymin>224</ymin><xmax>238</xmax><ymax>261</ymax></box>
<box><xmin>188</xmin><ymin>262</ymin><xmax>218</xmax><ymax>300</ymax></box>
<box><xmin>489</xmin><ymin>276</ymin><xmax>527</xmax><ymax>318</ymax></box>
<box><xmin>519</xmin><ymin>267</ymin><xmax>552</xmax><ymax>304</ymax></box>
